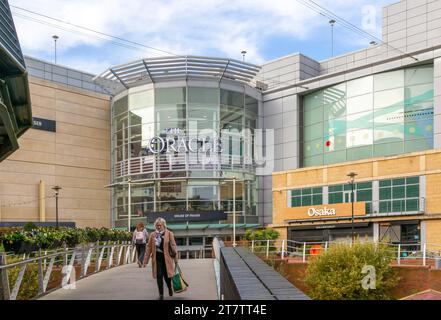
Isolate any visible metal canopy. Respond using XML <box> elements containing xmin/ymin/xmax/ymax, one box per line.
<box><xmin>93</xmin><ymin>55</ymin><xmax>262</xmax><ymax>91</ymax></box>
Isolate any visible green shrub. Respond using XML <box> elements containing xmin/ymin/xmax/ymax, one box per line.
<box><xmin>23</xmin><ymin>222</ymin><xmax>37</xmax><ymax>232</ymax></box>
<box><xmin>305</xmin><ymin>241</ymin><xmax>398</xmax><ymax>300</ymax></box>
<box><xmin>244</xmin><ymin>228</ymin><xmax>280</xmax><ymax>253</ymax></box>
<box><xmin>0</xmin><ymin>226</ymin><xmax>132</xmax><ymax>253</ymax></box>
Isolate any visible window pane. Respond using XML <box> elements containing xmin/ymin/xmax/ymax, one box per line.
<box><xmin>347</xmin><ymin>76</ymin><xmax>373</xmax><ymax>98</ymax></box>
<box><xmin>129</xmin><ymin>90</ymin><xmax>154</xmax><ymax>109</ymax></box>
<box><xmin>329</xmin><ymin>185</ymin><xmax>343</xmax><ymax>192</ymax></box>
<box><xmin>302</xmin><ymin>188</ymin><xmax>312</xmax><ymax>195</ymax></box>
<box><xmin>357</xmin><ymin>182</ymin><xmax>372</xmax><ymax>189</ymax></box>
<box><xmin>347</xmin><ymin>93</ymin><xmax>373</xmax><ymax>115</ymax></box>
<box><xmin>324</xmin><ymin>101</ymin><xmax>346</xmax><ymax>121</ymax></box>
<box><xmin>324</xmin><ymin>150</ymin><xmax>346</xmax><ymax>165</ymax></box>
<box><xmin>405</xmin><ymin>66</ymin><xmax>433</xmax><ymax>86</ymax></box>
<box><xmin>392</xmin><ymin>186</ymin><xmax>405</xmax><ymax>198</ymax></box>
<box><xmin>393</xmin><ymin>178</ymin><xmax>405</xmax><ymax>186</ymax></box>
<box><xmin>374</xmin><ymin>69</ymin><xmax>404</xmax><ymax>91</ymax></box>
<box><xmin>312</xmin><ymin>194</ymin><xmax>323</xmax><ymax>205</ymax></box>
<box><xmin>373</xmin><ymin>141</ymin><xmax>403</xmax><ymax>157</ymax></box>
<box><xmin>220</xmin><ymin>89</ymin><xmax>243</xmax><ymax>107</ymax></box>
<box><xmin>155</xmin><ymin>87</ymin><xmax>186</xmax><ymax>104</ymax></box>
<box><xmin>406</xmin><ymin>199</ymin><xmax>419</xmax><ymax>211</ymax></box>
<box><xmin>357</xmin><ymin>189</ymin><xmax>372</xmax><ymax>201</ymax></box>
<box><xmin>312</xmin><ymin>187</ymin><xmax>322</xmax><ymax>194</ymax></box>
<box><xmin>329</xmin><ymin>192</ymin><xmax>343</xmax><ymax>204</ymax></box>
<box><xmin>380</xmin><ymin>201</ymin><xmax>391</xmax><ymax>213</ymax></box>
<box><xmin>406</xmin><ymin>185</ymin><xmax>419</xmax><ymax>198</ymax></box>
<box><xmin>304</xmin><ymin>122</ymin><xmax>323</xmax><ymax>141</ymax></box>
<box><xmin>324</xmin><ymin>83</ymin><xmax>346</xmax><ymax>104</ymax></box>
<box><xmin>301</xmin><ymin>196</ymin><xmax>312</xmax><ymax>206</ymax></box>
<box><xmin>304</xmin><ymin>138</ymin><xmax>323</xmax><ymax>157</ymax></box>
<box><xmin>392</xmin><ymin>200</ymin><xmax>405</xmax><ymax>212</ymax></box>
<box><xmin>291</xmin><ymin>189</ymin><xmax>301</xmax><ymax>196</ymax></box>
<box><xmin>374</xmin><ymin>88</ymin><xmax>403</xmax><ymax>109</ymax></box>
<box><xmin>304</xmin><ymin>91</ymin><xmax>323</xmax><ymax>109</ymax></box>
<box><xmin>379</xmin><ymin>187</ymin><xmax>391</xmax><ymax>200</ymax></box>
<box><xmin>406</xmin><ymin>177</ymin><xmax>419</xmax><ymax>184</ymax></box>
<box><xmin>380</xmin><ymin>180</ymin><xmax>391</xmax><ymax>187</ymax></box>
<box><xmin>347</xmin><ymin>145</ymin><xmax>372</xmax><ymax>161</ymax></box>
<box><xmin>291</xmin><ymin>197</ymin><xmax>301</xmax><ymax>207</ymax></box>
<box><xmin>114</xmin><ymin>96</ymin><xmax>128</xmax><ymax>116</ymax></box>
<box><xmin>304</xmin><ymin>106</ymin><xmax>324</xmax><ymax>125</ymax></box>
<box><xmin>404</xmin><ymin>83</ymin><xmax>434</xmax><ymax>104</ymax></box>
<box><xmin>303</xmin><ymin>155</ymin><xmax>323</xmax><ymax>167</ymax></box>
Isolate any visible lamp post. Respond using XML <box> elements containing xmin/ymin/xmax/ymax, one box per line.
<box><xmin>233</xmin><ymin>176</ymin><xmax>237</xmax><ymax>247</ymax></box>
<box><xmin>52</xmin><ymin>35</ymin><xmax>59</xmax><ymax>64</ymax></box>
<box><xmin>329</xmin><ymin>20</ymin><xmax>336</xmax><ymax>57</ymax></box>
<box><xmin>347</xmin><ymin>172</ymin><xmax>358</xmax><ymax>242</ymax></box>
<box><xmin>127</xmin><ymin>177</ymin><xmax>132</xmax><ymax>232</ymax></box>
<box><xmin>241</xmin><ymin>51</ymin><xmax>247</xmax><ymax>62</ymax></box>
<box><xmin>52</xmin><ymin>186</ymin><xmax>62</xmax><ymax>228</ymax></box>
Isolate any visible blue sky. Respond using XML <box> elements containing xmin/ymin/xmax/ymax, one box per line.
<box><xmin>9</xmin><ymin>0</ymin><xmax>396</xmax><ymax>74</ymax></box>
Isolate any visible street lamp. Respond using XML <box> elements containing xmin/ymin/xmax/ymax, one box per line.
<box><xmin>347</xmin><ymin>172</ymin><xmax>358</xmax><ymax>242</ymax></box>
<box><xmin>52</xmin><ymin>35</ymin><xmax>59</xmax><ymax>64</ymax></box>
<box><xmin>232</xmin><ymin>176</ymin><xmax>237</xmax><ymax>247</ymax></box>
<box><xmin>52</xmin><ymin>186</ymin><xmax>62</xmax><ymax>228</ymax></box>
<box><xmin>241</xmin><ymin>50</ymin><xmax>247</xmax><ymax>62</ymax></box>
<box><xmin>127</xmin><ymin>177</ymin><xmax>132</xmax><ymax>232</ymax></box>
<box><xmin>329</xmin><ymin>20</ymin><xmax>336</xmax><ymax>57</ymax></box>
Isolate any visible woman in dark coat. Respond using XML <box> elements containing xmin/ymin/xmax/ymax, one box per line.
<box><xmin>143</xmin><ymin>217</ymin><xmax>178</xmax><ymax>300</ymax></box>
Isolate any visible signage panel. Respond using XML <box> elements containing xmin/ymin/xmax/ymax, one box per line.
<box><xmin>148</xmin><ymin>210</ymin><xmax>227</xmax><ymax>223</ymax></box>
<box><xmin>32</xmin><ymin>117</ymin><xmax>56</xmax><ymax>132</ymax></box>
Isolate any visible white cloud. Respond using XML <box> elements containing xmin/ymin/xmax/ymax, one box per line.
<box><xmin>9</xmin><ymin>0</ymin><xmax>395</xmax><ymax>72</ymax></box>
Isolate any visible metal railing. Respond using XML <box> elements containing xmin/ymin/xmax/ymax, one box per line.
<box><xmin>212</xmin><ymin>237</ymin><xmax>223</xmax><ymax>299</ymax></box>
<box><xmin>241</xmin><ymin>239</ymin><xmax>441</xmax><ymax>267</ymax></box>
<box><xmin>114</xmin><ymin>153</ymin><xmax>255</xmax><ymax>178</ymax></box>
<box><xmin>0</xmin><ymin>242</ymin><xmax>137</xmax><ymax>300</ymax></box>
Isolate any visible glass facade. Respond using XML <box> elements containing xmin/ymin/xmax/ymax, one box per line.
<box><xmin>111</xmin><ymin>85</ymin><xmax>260</xmax><ymax>229</ymax></box>
<box><xmin>302</xmin><ymin>65</ymin><xmax>434</xmax><ymax>167</ymax></box>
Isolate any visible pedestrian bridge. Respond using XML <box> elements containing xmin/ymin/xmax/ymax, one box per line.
<box><xmin>0</xmin><ymin>239</ymin><xmax>309</xmax><ymax>300</ymax></box>
<box><xmin>39</xmin><ymin>259</ymin><xmax>217</xmax><ymax>300</ymax></box>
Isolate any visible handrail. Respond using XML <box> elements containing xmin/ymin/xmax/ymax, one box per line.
<box><xmin>242</xmin><ymin>238</ymin><xmax>441</xmax><ymax>267</ymax></box>
<box><xmin>0</xmin><ymin>241</ymin><xmax>137</xmax><ymax>300</ymax></box>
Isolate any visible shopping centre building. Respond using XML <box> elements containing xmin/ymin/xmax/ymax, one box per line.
<box><xmin>1</xmin><ymin>0</ymin><xmax>441</xmax><ymax>248</ymax></box>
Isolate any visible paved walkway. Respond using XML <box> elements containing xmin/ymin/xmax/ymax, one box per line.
<box><xmin>40</xmin><ymin>259</ymin><xmax>218</xmax><ymax>300</ymax></box>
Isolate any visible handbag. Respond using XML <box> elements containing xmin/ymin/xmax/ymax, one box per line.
<box><xmin>171</xmin><ymin>263</ymin><xmax>189</xmax><ymax>293</ymax></box>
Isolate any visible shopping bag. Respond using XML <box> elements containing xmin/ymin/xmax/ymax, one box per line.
<box><xmin>172</xmin><ymin>263</ymin><xmax>189</xmax><ymax>293</ymax></box>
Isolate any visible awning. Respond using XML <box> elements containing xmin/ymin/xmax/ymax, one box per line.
<box><xmin>144</xmin><ymin>223</ymin><xmax>260</xmax><ymax>231</ymax></box>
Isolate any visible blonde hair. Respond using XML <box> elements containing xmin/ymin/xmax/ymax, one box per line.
<box><xmin>154</xmin><ymin>217</ymin><xmax>166</xmax><ymax>228</ymax></box>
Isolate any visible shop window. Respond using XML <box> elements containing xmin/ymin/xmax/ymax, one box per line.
<box><xmin>290</xmin><ymin>187</ymin><xmax>322</xmax><ymax>207</ymax></box>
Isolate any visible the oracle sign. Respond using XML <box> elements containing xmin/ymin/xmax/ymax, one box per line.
<box><xmin>307</xmin><ymin>207</ymin><xmax>336</xmax><ymax>217</ymax></box>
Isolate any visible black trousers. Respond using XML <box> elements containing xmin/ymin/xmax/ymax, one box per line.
<box><xmin>156</xmin><ymin>252</ymin><xmax>172</xmax><ymax>296</ymax></box>
<box><xmin>135</xmin><ymin>243</ymin><xmax>145</xmax><ymax>264</ymax></box>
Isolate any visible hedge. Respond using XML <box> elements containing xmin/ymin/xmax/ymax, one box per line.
<box><xmin>0</xmin><ymin>226</ymin><xmax>132</xmax><ymax>253</ymax></box>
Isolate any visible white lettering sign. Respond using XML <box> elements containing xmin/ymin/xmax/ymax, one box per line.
<box><xmin>307</xmin><ymin>207</ymin><xmax>336</xmax><ymax>217</ymax></box>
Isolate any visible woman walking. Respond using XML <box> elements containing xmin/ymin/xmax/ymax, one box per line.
<box><xmin>143</xmin><ymin>217</ymin><xmax>178</xmax><ymax>300</ymax></box>
<box><xmin>132</xmin><ymin>222</ymin><xmax>149</xmax><ymax>267</ymax></box>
